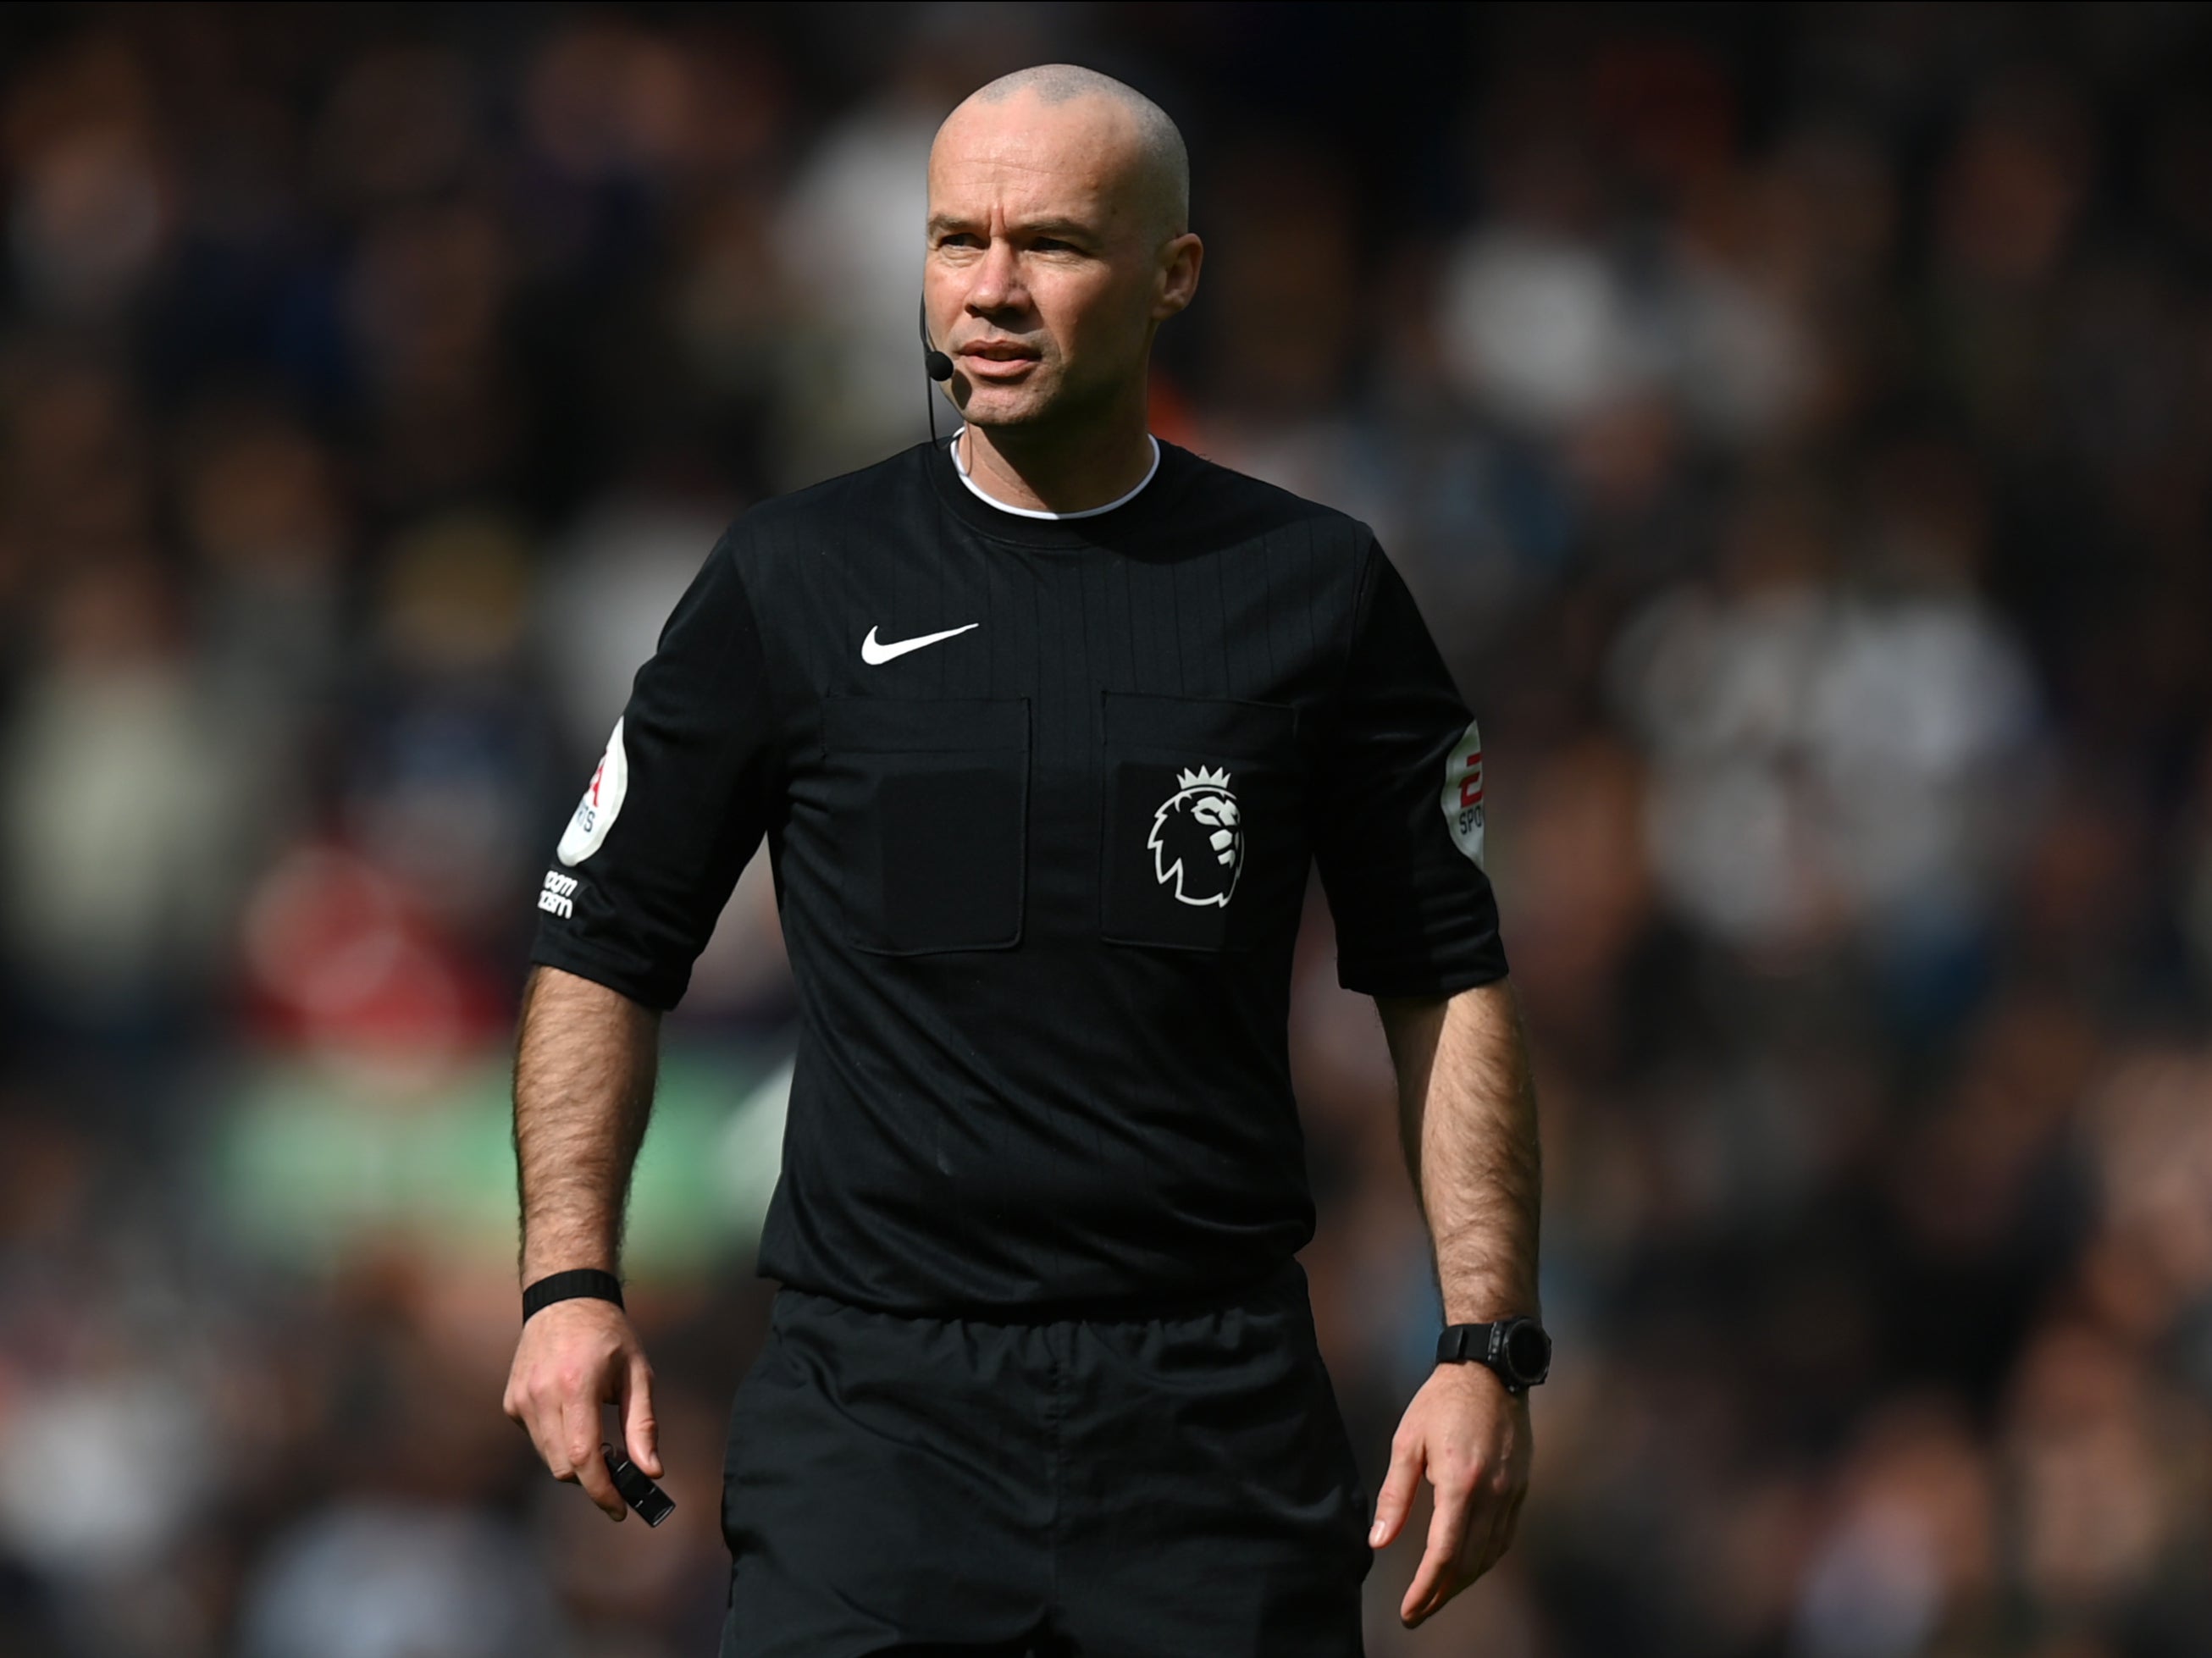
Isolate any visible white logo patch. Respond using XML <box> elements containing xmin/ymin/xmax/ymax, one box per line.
<box><xmin>539</xmin><ymin>870</ymin><xmax>579</xmax><ymax>918</ymax></box>
<box><xmin>860</xmin><ymin>622</ymin><xmax>979</xmax><ymax>665</ymax></box>
<box><xmin>1149</xmin><ymin>765</ymin><xmax>1244</xmax><ymax>907</ymax></box>
<box><xmin>557</xmin><ymin>718</ymin><xmax>629</xmax><ymax>867</ymax></box>
<box><xmin>1441</xmin><ymin>719</ymin><xmax>1485</xmax><ymax>869</ymax></box>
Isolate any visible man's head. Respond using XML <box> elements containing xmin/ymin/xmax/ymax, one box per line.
<box><xmin>925</xmin><ymin>65</ymin><xmax>1201</xmax><ymax>437</ymax></box>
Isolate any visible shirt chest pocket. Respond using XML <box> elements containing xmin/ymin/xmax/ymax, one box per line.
<box><xmin>1099</xmin><ymin>693</ymin><xmax>1306</xmax><ymax>952</ymax></box>
<box><xmin>821</xmin><ymin>696</ymin><xmax>1029</xmax><ymax>954</ymax></box>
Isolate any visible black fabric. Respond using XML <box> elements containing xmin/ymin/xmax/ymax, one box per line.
<box><xmin>823</xmin><ymin>695</ymin><xmax>1030</xmax><ymax>953</ymax></box>
<box><xmin>716</xmin><ymin>1263</ymin><xmax>1369</xmax><ymax>1658</ymax></box>
<box><xmin>520</xmin><ymin>1266</ymin><xmax>624</xmax><ymax>1320</ymax></box>
<box><xmin>528</xmin><ymin>438</ymin><xmax>1507</xmax><ymax>1313</ymax></box>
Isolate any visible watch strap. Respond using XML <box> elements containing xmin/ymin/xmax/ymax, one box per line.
<box><xmin>1436</xmin><ymin>1322</ymin><xmax>1501</xmax><ymax>1368</ymax></box>
<box><xmin>523</xmin><ymin>1268</ymin><xmax>625</xmax><ymax>1322</ymax></box>
<box><xmin>1435</xmin><ymin>1318</ymin><xmax>1547</xmax><ymax>1392</ymax></box>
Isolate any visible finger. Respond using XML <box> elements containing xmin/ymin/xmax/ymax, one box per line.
<box><xmin>1472</xmin><ymin>1481</ymin><xmax>1529</xmax><ymax>1580</ymax></box>
<box><xmin>521</xmin><ymin>1400</ymin><xmax>566</xmax><ymax>1477</ymax></box>
<box><xmin>1460</xmin><ymin>1481</ymin><xmax>1516</xmax><ymax>1588</ymax></box>
<box><xmin>1401</xmin><ymin>1462</ymin><xmax>1477</xmax><ymax>1626</ymax></box>
<box><xmin>561</xmin><ymin>1390</ymin><xmax>626</xmax><ymax>1520</ymax></box>
<box><xmin>620</xmin><ymin>1354</ymin><xmax>661</xmax><ymax>1478</ymax></box>
<box><xmin>512</xmin><ymin>1374</ymin><xmax>571</xmax><ymax>1474</ymax></box>
<box><xmin>1369</xmin><ymin>1430</ymin><xmax>1427</xmax><ymax>1550</ymax></box>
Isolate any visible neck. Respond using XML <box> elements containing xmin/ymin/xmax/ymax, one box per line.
<box><xmin>956</xmin><ymin>393</ymin><xmax>1155</xmax><ymax>514</ymax></box>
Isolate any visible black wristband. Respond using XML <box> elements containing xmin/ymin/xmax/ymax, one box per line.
<box><xmin>522</xmin><ymin>1268</ymin><xmax>625</xmax><ymax>1322</ymax></box>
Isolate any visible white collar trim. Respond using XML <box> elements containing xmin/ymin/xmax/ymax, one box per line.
<box><xmin>949</xmin><ymin>428</ymin><xmax>1160</xmax><ymax>520</ymax></box>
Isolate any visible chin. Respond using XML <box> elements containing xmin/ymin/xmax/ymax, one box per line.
<box><xmin>955</xmin><ymin>380</ymin><xmax>1061</xmax><ymax>430</ymax></box>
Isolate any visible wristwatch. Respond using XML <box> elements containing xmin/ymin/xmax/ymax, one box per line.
<box><xmin>1435</xmin><ymin>1318</ymin><xmax>1551</xmax><ymax>1395</ymax></box>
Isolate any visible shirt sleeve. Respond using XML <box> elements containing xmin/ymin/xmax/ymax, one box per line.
<box><xmin>1309</xmin><ymin>536</ymin><xmax>1509</xmax><ymax>998</ymax></box>
<box><xmin>527</xmin><ymin>528</ymin><xmax>778</xmax><ymax>1011</ymax></box>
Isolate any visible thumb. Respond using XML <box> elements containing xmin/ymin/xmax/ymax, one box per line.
<box><xmin>620</xmin><ymin>1353</ymin><xmax>661</xmax><ymax>1478</ymax></box>
<box><xmin>1369</xmin><ymin>1427</ymin><xmax>1426</xmax><ymax>1550</ymax></box>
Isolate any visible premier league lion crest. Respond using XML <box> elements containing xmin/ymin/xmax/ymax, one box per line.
<box><xmin>1148</xmin><ymin>765</ymin><xmax>1243</xmax><ymax>908</ymax></box>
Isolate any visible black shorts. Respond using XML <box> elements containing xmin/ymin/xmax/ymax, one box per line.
<box><xmin>716</xmin><ymin>1260</ymin><xmax>1372</xmax><ymax>1657</ymax></box>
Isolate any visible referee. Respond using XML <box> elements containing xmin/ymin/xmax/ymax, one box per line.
<box><xmin>504</xmin><ymin>64</ymin><xmax>1544</xmax><ymax>1655</ymax></box>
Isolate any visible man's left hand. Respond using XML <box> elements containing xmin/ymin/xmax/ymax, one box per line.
<box><xmin>1369</xmin><ymin>1360</ymin><xmax>1533</xmax><ymax>1627</ymax></box>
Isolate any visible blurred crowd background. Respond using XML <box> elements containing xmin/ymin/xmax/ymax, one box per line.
<box><xmin>3</xmin><ymin>3</ymin><xmax>2211</xmax><ymax>1655</ymax></box>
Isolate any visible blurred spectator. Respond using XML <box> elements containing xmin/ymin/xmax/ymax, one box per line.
<box><xmin>1791</xmin><ymin>1397</ymin><xmax>1995</xmax><ymax>1658</ymax></box>
<box><xmin>1</xmin><ymin>555</ymin><xmax>262</xmax><ymax>1036</ymax></box>
<box><xmin>237</xmin><ymin>1502</ymin><xmax>568</xmax><ymax>1658</ymax></box>
<box><xmin>1609</xmin><ymin>461</ymin><xmax>2039</xmax><ymax>1001</ymax></box>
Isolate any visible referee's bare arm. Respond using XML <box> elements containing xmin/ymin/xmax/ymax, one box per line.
<box><xmin>501</xmin><ymin>963</ymin><xmax>666</xmax><ymax>1521</ymax></box>
<box><xmin>1370</xmin><ymin>977</ymin><xmax>1541</xmax><ymax>1627</ymax></box>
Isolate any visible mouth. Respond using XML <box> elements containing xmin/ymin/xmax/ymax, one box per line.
<box><xmin>957</xmin><ymin>340</ymin><xmax>1042</xmax><ymax>381</ymax></box>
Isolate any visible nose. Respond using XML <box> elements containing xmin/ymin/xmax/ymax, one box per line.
<box><xmin>965</xmin><ymin>235</ymin><xmax>1024</xmax><ymax>318</ymax></box>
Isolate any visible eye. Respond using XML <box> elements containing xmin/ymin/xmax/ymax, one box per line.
<box><xmin>937</xmin><ymin>231</ymin><xmax>986</xmax><ymax>250</ymax></box>
<box><xmin>1032</xmin><ymin>237</ymin><xmax>1078</xmax><ymax>253</ymax></box>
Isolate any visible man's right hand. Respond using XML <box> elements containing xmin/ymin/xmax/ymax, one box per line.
<box><xmin>502</xmin><ymin>1296</ymin><xmax>662</xmax><ymax>1520</ymax></box>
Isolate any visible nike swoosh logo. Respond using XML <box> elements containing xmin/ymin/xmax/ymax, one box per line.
<box><xmin>860</xmin><ymin>622</ymin><xmax>980</xmax><ymax>665</ymax></box>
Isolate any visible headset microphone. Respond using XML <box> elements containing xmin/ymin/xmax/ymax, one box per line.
<box><xmin>919</xmin><ymin>297</ymin><xmax>954</xmax><ymax>445</ymax></box>
<box><xmin>919</xmin><ymin>298</ymin><xmax>954</xmax><ymax>384</ymax></box>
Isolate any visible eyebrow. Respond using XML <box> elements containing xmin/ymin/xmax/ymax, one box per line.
<box><xmin>927</xmin><ymin>212</ymin><xmax>1103</xmax><ymax>242</ymax></box>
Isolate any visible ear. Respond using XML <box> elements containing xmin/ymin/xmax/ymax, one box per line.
<box><xmin>1153</xmin><ymin>232</ymin><xmax>1203</xmax><ymax>321</ymax></box>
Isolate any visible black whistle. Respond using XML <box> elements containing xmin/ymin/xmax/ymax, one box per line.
<box><xmin>600</xmin><ymin>1442</ymin><xmax>676</xmax><ymax>1527</ymax></box>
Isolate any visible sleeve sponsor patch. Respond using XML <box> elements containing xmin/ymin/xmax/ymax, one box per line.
<box><xmin>556</xmin><ymin>717</ymin><xmax>629</xmax><ymax>867</ymax></box>
<box><xmin>539</xmin><ymin>869</ymin><xmax>579</xmax><ymax>917</ymax></box>
<box><xmin>1440</xmin><ymin>719</ymin><xmax>1485</xmax><ymax>869</ymax></box>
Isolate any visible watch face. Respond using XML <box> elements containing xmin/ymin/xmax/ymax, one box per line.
<box><xmin>1504</xmin><ymin>1321</ymin><xmax>1551</xmax><ymax>1384</ymax></box>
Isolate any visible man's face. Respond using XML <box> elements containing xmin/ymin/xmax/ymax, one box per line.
<box><xmin>924</xmin><ymin>92</ymin><xmax>1197</xmax><ymax>432</ymax></box>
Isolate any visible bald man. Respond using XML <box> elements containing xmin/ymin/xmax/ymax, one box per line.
<box><xmin>507</xmin><ymin>64</ymin><xmax>1544</xmax><ymax>1656</ymax></box>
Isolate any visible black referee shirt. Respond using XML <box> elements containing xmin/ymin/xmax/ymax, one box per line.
<box><xmin>528</xmin><ymin>438</ymin><xmax>1507</xmax><ymax>1314</ymax></box>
